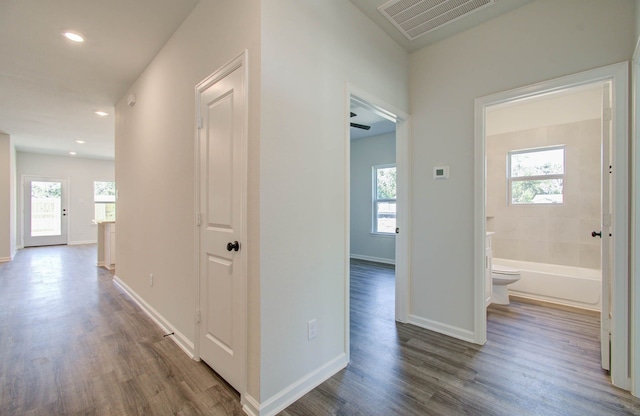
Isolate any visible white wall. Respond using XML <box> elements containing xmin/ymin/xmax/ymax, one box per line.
<box><xmin>408</xmin><ymin>0</ymin><xmax>635</xmax><ymax>337</ymax></box>
<box><xmin>636</xmin><ymin>0</ymin><xmax>640</xmax><ymax>43</ymax></box>
<box><xmin>16</xmin><ymin>152</ymin><xmax>114</xmax><ymax>246</ymax></box>
<box><xmin>633</xmin><ymin>0</ymin><xmax>640</xmax><ymax>398</ymax></box>
<box><xmin>486</xmin><ymin>84</ymin><xmax>602</xmax><ymax>136</ymax></box>
<box><xmin>0</xmin><ymin>133</ymin><xmax>13</xmax><ymax>261</ymax></box>
<box><xmin>350</xmin><ymin>133</ymin><xmax>396</xmax><ymax>263</ymax></box>
<box><xmin>260</xmin><ymin>0</ymin><xmax>408</xmax><ymax>405</ymax></box>
<box><xmin>10</xmin><ymin>138</ymin><xmax>16</xmax><ymax>257</ymax></box>
<box><xmin>115</xmin><ymin>0</ymin><xmax>262</xmax><ymax>403</ymax></box>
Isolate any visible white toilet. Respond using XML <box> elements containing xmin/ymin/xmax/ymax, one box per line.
<box><xmin>491</xmin><ymin>263</ymin><xmax>521</xmax><ymax>305</ymax></box>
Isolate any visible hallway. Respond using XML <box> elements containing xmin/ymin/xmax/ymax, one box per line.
<box><xmin>0</xmin><ymin>245</ymin><xmax>243</xmax><ymax>415</ymax></box>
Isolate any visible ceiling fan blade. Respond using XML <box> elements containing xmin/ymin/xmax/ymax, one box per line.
<box><xmin>350</xmin><ymin>122</ymin><xmax>371</xmax><ymax>130</ymax></box>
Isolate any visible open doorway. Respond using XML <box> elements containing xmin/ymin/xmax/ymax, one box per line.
<box><xmin>345</xmin><ymin>87</ymin><xmax>410</xmax><ymax>360</ymax></box>
<box><xmin>474</xmin><ymin>63</ymin><xmax>630</xmax><ymax>391</ymax></box>
<box><xmin>349</xmin><ymin>102</ymin><xmax>397</xmax><ymax>265</ymax></box>
<box><xmin>348</xmin><ymin>99</ymin><xmax>398</xmax><ymax>343</ymax></box>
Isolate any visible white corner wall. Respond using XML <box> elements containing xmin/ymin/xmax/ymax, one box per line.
<box><xmin>259</xmin><ymin>0</ymin><xmax>408</xmax><ymax>409</ymax></box>
<box><xmin>0</xmin><ymin>133</ymin><xmax>13</xmax><ymax>261</ymax></box>
<box><xmin>408</xmin><ymin>0</ymin><xmax>635</xmax><ymax>338</ymax></box>
<box><xmin>350</xmin><ymin>133</ymin><xmax>396</xmax><ymax>264</ymax></box>
<box><xmin>633</xmin><ymin>0</ymin><xmax>640</xmax><ymax>398</ymax></box>
<box><xmin>16</xmin><ymin>152</ymin><xmax>114</xmax><ymax>246</ymax></box>
<box><xmin>114</xmin><ymin>0</ymin><xmax>262</xmax><ymax>404</ymax></box>
<box><xmin>10</xmin><ymin>139</ymin><xmax>16</xmax><ymax>257</ymax></box>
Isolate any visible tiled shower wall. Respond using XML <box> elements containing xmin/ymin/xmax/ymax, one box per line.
<box><xmin>486</xmin><ymin>119</ymin><xmax>601</xmax><ymax>270</ymax></box>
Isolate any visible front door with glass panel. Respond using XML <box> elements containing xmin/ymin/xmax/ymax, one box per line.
<box><xmin>23</xmin><ymin>177</ymin><xmax>68</xmax><ymax>247</ymax></box>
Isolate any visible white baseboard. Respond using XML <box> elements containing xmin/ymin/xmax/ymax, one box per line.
<box><xmin>0</xmin><ymin>256</ymin><xmax>10</xmax><ymax>263</ymax></box>
<box><xmin>69</xmin><ymin>240</ymin><xmax>97</xmax><ymax>246</ymax></box>
<box><xmin>241</xmin><ymin>394</ymin><xmax>260</xmax><ymax>416</ymax></box>
<box><xmin>97</xmin><ymin>261</ymin><xmax>105</xmax><ymax>267</ymax></box>
<box><xmin>113</xmin><ymin>275</ymin><xmax>195</xmax><ymax>358</ymax></box>
<box><xmin>350</xmin><ymin>253</ymin><xmax>395</xmax><ymax>265</ymax></box>
<box><xmin>408</xmin><ymin>314</ymin><xmax>475</xmax><ymax>344</ymax></box>
<box><xmin>250</xmin><ymin>353</ymin><xmax>348</xmax><ymax>416</ymax></box>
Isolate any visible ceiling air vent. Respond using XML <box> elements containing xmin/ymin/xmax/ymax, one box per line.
<box><xmin>378</xmin><ymin>0</ymin><xmax>496</xmax><ymax>40</ymax></box>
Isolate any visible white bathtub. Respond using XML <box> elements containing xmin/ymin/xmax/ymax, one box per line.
<box><xmin>493</xmin><ymin>258</ymin><xmax>601</xmax><ymax>312</ymax></box>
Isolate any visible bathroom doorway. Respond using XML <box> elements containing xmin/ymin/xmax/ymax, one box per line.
<box><xmin>473</xmin><ymin>63</ymin><xmax>630</xmax><ymax>390</ymax></box>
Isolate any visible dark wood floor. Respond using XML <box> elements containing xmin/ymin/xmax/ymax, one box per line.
<box><xmin>2</xmin><ymin>247</ymin><xmax>639</xmax><ymax>415</ymax></box>
<box><xmin>282</xmin><ymin>259</ymin><xmax>640</xmax><ymax>416</ymax></box>
<box><xmin>0</xmin><ymin>245</ymin><xmax>243</xmax><ymax>415</ymax></box>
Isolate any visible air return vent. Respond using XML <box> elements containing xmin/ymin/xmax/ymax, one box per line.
<box><xmin>378</xmin><ymin>0</ymin><xmax>496</xmax><ymax>40</ymax></box>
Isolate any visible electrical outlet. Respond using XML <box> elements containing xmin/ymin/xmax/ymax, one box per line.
<box><xmin>307</xmin><ymin>319</ymin><xmax>317</xmax><ymax>340</ymax></box>
<box><xmin>150</xmin><ymin>273</ymin><xmax>153</xmax><ymax>287</ymax></box>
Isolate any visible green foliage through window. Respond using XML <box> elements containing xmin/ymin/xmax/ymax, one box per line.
<box><xmin>94</xmin><ymin>181</ymin><xmax>116</xmax><ymax>202</ymax></box>
<box><xmin>31</xmin><ymin>182</ymin><xmax>61</xmax><ymax>199</ymax></box>
<box><xmin>373</xmin><ymin>165</ymin><xmax>396</xmax><ymax>234</ymax></box>
<box><xmin>94</xmin><ymin>181</ymin><xmax>116</xmax><ymax>222</ymax></box>
<box><xmin>509</xmin><ymin>147</ymin><xmax>564</xmax><ymax>204</ymax></box>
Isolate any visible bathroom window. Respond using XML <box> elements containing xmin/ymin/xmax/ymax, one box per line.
<box><xmin>373</xmin><ymin>164</ymin><xmax>396</xmax><ymax>234</ymax></box>
<box><xmin>94</xmin><ymin>181</ymin><xmax>116</xmax><ymax>222</ymax></box>
<box><xmin>508</xmin><ymin>146</ymin><xmax>565</xmax><ymax>204</ymax></box>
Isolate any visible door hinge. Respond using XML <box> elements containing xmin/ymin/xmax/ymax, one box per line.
<box><xmin>196</xmin><ymin>309</ymin><xmax>201</xmax><ymax>324</ymax></box>
<box><xmin>197</xmin><ymin>117</ymin><xmax>203</xmax><ymax>130</ymax></box>
<box><xmin>196</xmin><ymin>213</ymin><xmax>201</xmax><ymax>227</ymax></box>
<box><xmin>604</xmin><ymin>107</ymin><xmax>612</xmax><ymax>121</ymax></box>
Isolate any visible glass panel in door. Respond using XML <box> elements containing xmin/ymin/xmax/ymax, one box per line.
<box><xmin>23</xmin><ymin>178</ymin><xmax>68</xmax><ymax>247</ymax></box>
<box><xmin>30</xmin><ymin>181</ymin><xmax>62</xmax><ymax>237</ymax></box>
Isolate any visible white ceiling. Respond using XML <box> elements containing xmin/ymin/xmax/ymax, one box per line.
<box><xmin>348</xmin><ymin>0</ymin><xmax>534</xmax><ymax>52</ymax></box>
<box><xmin>0</xmin><ymin>0</ymin><xmax>536</xmax><ymax>160</ymax></box>
<box><xmin>350</xmin><ymin>105</ymin><xmax>396</xmax><ymax>140</ymax></box>
<box><xmin>0</xmin><ymin>0</ymin><xmax>200</xmax><ymax>160</ymax></box>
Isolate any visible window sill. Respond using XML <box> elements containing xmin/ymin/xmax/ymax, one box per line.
<box><xmin>370</xmin><ymin>232</ymin><xmax>396</xmax><ymax>238</ymax></box>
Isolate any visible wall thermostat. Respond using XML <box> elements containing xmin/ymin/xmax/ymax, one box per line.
<box><xmin>433</xmin><ymin>166</ymin><xmax>449</xmax><ymax>180</ymax></box>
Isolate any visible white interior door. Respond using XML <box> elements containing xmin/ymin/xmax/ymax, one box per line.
<box><xmin>23</xmin><ymin>177</ymin><xmax>68</xmax><ymax>247</ymax></box>
<box><xmin>599</xmin><ymin>81</ymin><xmax>612</xmax><ymax>371</ymax></box>
<box><xmin>197</xmin><ymin>55</ymin><xmax>246</xmax><ymax>393</ymax></box>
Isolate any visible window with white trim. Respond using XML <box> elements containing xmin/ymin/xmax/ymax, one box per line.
<box><xmin>94</xmin><ymin>181</ymin><xmax>116</xmax><ymax>222</ymax></box>
<box><xmin>373</xmin><ymin>164</ymin><xmax>396</xmax><ymax>234</ymax></box>
<box><xmin>508</xmin><ymin>146</ymin><xmax>565</xmax><ymax>205</ymax></box>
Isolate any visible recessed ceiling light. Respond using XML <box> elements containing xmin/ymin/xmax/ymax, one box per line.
<box><xmin>75</xmin><ymin>140</ymin><xmax>86</xmax><ymax>144</ymax></box>
<box><xmin>95</xmin><ymin>111</ymin><xmax>109</xmax><ymax>117</ymax></box>
<box><xmin>69</xmin><ymin>152</ymin><xmax>77</xmax><ymax>156</ymax></box>
<box><xmin>62</xmin><ymin>31</ymin><xmax>84</xmax><ymax>43</ymax></box>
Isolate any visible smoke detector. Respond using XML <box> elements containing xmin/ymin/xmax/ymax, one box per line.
<box><xmin>378</xmin><ymin>0</ymin><xmax>496</xmax><ymax>41</ymax></box>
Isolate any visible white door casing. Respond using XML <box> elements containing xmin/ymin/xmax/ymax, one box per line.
<box><xmin>196</xmin><ymin>52</ymin><xmax>247</xmax><ymax>394</ymax></box>
<box><xmin>600</xmin><ymin>81</ymin><xmax>612</xmax><ymax>371</ymax></box>
<box><xmin>23</xmin><ymin>176</ymin><xmax>69</xmax><ymax>247</ymax></box>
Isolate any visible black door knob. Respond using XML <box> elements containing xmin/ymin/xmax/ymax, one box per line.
<box><xmin>591</xmin><ymin>231</ymin><xmax>602</xmax><ymax>238</ymax></box>
<box><xmin>227</xmin><ymin>241</ymin><xmax>240</xmax><ymax>252</ymax></box>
